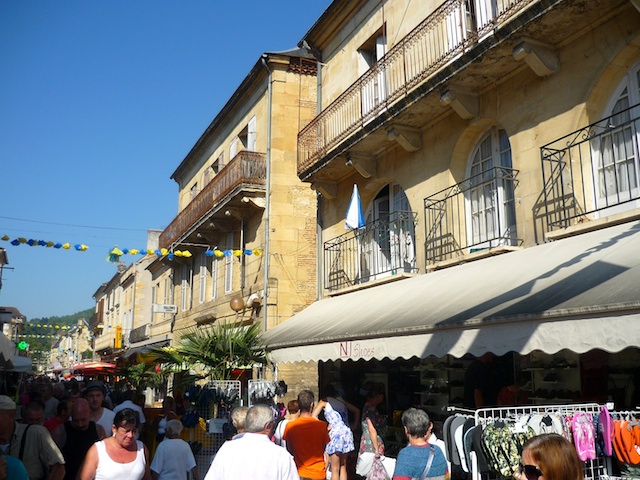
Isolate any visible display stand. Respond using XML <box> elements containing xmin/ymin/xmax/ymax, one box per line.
<box><xmin>606</xmin><ymin>409</ymin><xmax>640</xmax><ymax>480</ymax></box>
<box><xmin>473</xmin><ymin>403</ymin><xmax>606</xmax><ymax>480</ymax></box>
<box><xmin>188</xmin><ymin>380</ymin><xmax>241</xmax><ymax>479</ymax></box>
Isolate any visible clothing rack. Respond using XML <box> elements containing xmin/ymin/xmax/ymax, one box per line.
<box><xmin>474</xmin><ymin>403</ymin><xmax>607</xmax><ymax>480</ymax></box>
<box><xmin>607</xmin><ymin>409</ymin><xmax>640</xmax><ymax>479</ymax></box>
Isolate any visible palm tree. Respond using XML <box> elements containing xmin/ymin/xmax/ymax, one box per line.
<box><xmin>149</xmin><ymin>321</ymin><xmax>268</xmax><ymax>382</ymax></box>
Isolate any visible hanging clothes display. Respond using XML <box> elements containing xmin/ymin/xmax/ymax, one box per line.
<box><xmin>441</xmin><ymin>403</ymin><xmax>619</xmax><ymax>480</ymax></box>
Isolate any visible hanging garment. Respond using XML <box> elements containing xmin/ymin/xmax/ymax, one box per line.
<box><xmin>481</xmin><ymin>421</ymin><xmax>535</xmax><ymax>478</ymax></box>
<box><xmin>572</xmin><ymin>413</ymin><xmax>596</xmax><ymax>461</ymax></box>
<box><xmin>598</xmin><ymin>406</ymin><xmax>613</xmax><ymax>457</ymax></box>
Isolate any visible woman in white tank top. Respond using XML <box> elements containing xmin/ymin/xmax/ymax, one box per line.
<box><xmin>79</xmin><ymin>408</ymin><xmax>151</xmax><ymax>480</ymax></box>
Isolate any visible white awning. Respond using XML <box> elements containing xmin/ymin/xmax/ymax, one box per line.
<box><xmin>262</xmin><ymin>221</ymin><xmax>640</xmax><ymax>363</ymax></box>
<box><xmin>124</xmin><ymin>334</ymin><xmax>173</xmax><ymax>358</ymax></box>
<box><xmin>0</xmin><ymin>332</ymin><xmax>15</xmax><ymax>369</ymax></box>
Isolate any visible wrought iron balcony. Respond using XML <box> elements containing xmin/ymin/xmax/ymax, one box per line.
<box><xmin>424</xmin><ymin>166</ymin><xmax>520</xmax><ymax>266</ymax></box>
<box><xmin>541</xmin><ymin>103</ymin><xmax>640</xmax><ymax>232</ymax></box>
<box><xmin>324</xmin><ymin>211</ymin><xmax>418</xmax><ymax>291</ymax></box>
<box><xmin>160</xmin><ymin>151</ymin><xmax>266</xmax><ymax>248</ymax></box>
<box><xmin>298</xmin><ymin>0</ymin><xmax>535</xmax><ymax>176</ymax></box>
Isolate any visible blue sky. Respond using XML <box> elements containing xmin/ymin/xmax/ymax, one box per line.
<box><xmin>0</xmin><ymin>1</ymin><xmax>330</xmax><ymax>320</ymax></box>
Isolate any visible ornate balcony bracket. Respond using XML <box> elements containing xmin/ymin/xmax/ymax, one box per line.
<box><xmin>345</xmin><ymin>152</ymin><xmax>377</xmax><ymax>178</ymax></box>
<box><xmin>386</xmin><ymin>126</ymin><xmax>422</xmax><ymax>152</ymax></box>
<box><xmin>311</xmin><ymin>180</ymin><xmax>338</xmax><ymax>199</ymax></box>
<box><xmin>242</xmin><ymin>196</ymin><xmax>266</xmax><ymax>209</ymax></box>
<box><xmin>440</xmin><ymin>86</ymin><xmax>479</xmax><ymax>120</ymax></box>
<box><xmin>513</xmin><ymin>37</ymin><xmax>558</xmax><ymax>77</ymax></box>
<box><xmin>224</xmin><ymin>208</ymin><xmax>246</xmax><ymax>220</ymax></box>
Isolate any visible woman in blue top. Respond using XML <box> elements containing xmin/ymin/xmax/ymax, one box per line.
<box><xmin>393</xmin><ymin>408</ymin><xmax>449</xmax><ymax>480</ymax></box>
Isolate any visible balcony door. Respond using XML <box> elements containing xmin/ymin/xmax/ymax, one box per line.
<box><xmin>360</xmin><ymin>184</ymin><xmax>415</xmax><ymax>282</ymax></box>
<box><xmin>465</xmin><ymin>128</ymin><xmax>517</xmax><ymax>250</ymax></box>
<box><xmin>359</xmin><ymin>33</ymin><xmax>387</xmax><ymax>121</ymax></box>
<box><xmin>591</xmin><ymin>66</ymin><xmax>640</xmax><ymax>215</ymax></box>
<box><xmin>447</xmin><ymin>0</ymin><xmax>497</xmax><ymax>50</ymax></box>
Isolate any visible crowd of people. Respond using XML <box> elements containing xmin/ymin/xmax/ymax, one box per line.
<box><xmin>208</xmin><ymin>383</ymin><xmax>584</xmax><ymax>480</ymax></box>
<box><xmin>0</xmin><ymin>377</ymin><xmax>196</xmax><ymax>480</ymax></box>
<box><xmin>0</xmin><ymin>377</ymin><xmax>584</xmax><ymax>480</ymax></box>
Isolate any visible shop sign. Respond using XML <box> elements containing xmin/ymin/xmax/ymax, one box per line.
<box><xmin>153</xmin><ymin>304</ymin><xmax>177</xmax><ymax>314</ymax></box>
<box><xmin>339</xmin><ymin>341</ymin><xmax>376</xmax><ymax>360</ymax></box>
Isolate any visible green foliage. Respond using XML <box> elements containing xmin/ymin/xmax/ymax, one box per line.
<box><xmin>149</xmin><ymin>322</ymin><xmax>269</xmax><ymax>381</ymax></box>
<box><xmin>119</xmin><ymin>362</ymin><xmax>171</xmax><ymax>391</ymax></box>
<box><xmin>27</xmin><ymin>307</ymin><xmax>94</xmax><ymax>359</ymax></box>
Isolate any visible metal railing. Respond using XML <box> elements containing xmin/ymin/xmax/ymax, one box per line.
<box><xmin>324</xmin><ymin>211</ymin><xmax>418</xmax><ymax>291</ymax></box>
<box><xmin>298</xmin><ymin>0</ymin><xmax>534</xmax><ymax>174</ymax></box>
<box><xmin>160</xmin><ymin>151</ymin><xmax>266</xmax><ymax>248</ymax></box>
<box><xmin>424</xmin><ymin>166</ymin><xmax>519</xmax><ymax>265</ymax></box>
<box><xmin>541</xmin><ymin>103</ymin><xmax>640</xmax><ymax>231</ymax></box>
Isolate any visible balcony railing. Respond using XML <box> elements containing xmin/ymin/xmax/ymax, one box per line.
<box><xmin>129</xmin><ymin>323</ymin><xmax>150</xmax><ymax>344</ymax></box>
<box><xmin>160</xmin><ymin>151</ymin><xmax>266</xmax><ymax>248</ymax></box>
<box><xmin>93</xmin><ymin>331</ymin><xmax>115</xmax><ymax>352</ymax></box>
<box><xmin>541</xmin><ymin>103</ymin><xmax>640</xmax><ymax>231</ymax></box>
<box><xmin>324</xmin><ymin>211</ymin><xmax>418</xmax><ymax>291</ymax></box>
<box><xmin>298</xmin><ymin>0</ymin><xmax>534</xmax><ymax>175</ymax></box>
<box><xmin>424</xmin><ymin>166</ymin><xmax>520</xmax><ymax>265</ymax></box>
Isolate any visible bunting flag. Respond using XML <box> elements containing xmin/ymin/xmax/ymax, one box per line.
<box><xmin>1</xmin><ymin>235</ymin><xmax>88</xmax><ymax>251</ymax></box>
<box><xmin>0</xmin><ymin>235</ymin><xmax>263</xmax><ymax>262</ymax></box>
<box><xmin>107</xmin><ymin>246</ymin><xmax>262</xmax><ymax>263</ymax></box>
<box><xmin>24</xmin><ymin>324</ymin><xmax>71</xmax><ymax>329</ymax></box>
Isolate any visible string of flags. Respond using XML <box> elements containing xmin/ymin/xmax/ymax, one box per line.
<box><xmin>1</xmin><ymin>235</ymin><xmax>88</xmax><ymax>251</ymax></box>
<box><xmin>107</xmin><ymin>246</ymin><xmax>262</xmax><ymax>263</ymax></box>
<box><xmin>0</xmin><ymin>235</ymin><xmax>262</xmax><ymax>263</ymax></box>
<box><xmin>24</xmin><ymin>324</ymin><xmax>72</xmax><ymax>330</ymax></box>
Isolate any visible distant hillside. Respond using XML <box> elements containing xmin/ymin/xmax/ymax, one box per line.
<box><xmin>30</xmin><ymin>307</ymin><xmax>94</xmax><ymax>328</ymax></box>
<box><xmin>26</xmin><ymin>307</ymin><xmax>94</xmax><ymax>361</ymax></box>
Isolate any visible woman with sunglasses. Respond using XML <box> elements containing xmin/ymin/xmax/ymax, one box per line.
<box><xmin>520</xmin><ymin>433</ymin><xmax>583</xmax><ymax>480</ymax></box>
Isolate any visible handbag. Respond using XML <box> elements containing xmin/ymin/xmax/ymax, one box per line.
<box><xmin>367</xmin><ymin>454</ymin><xmax>390</xmax><ymax>480</ymax></box>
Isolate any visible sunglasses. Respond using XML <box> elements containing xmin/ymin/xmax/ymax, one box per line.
<box><xmin>519</xmin><ymin>463</ymin><xmax>544</xmax><ymax>480</ymax></box>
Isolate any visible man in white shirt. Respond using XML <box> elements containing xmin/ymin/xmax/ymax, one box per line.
<box><xmin>84</xmin><ymin>381</ymin><xmax>115</xmax><ymax>437</ymax></box>
<box><xmin>151</xmin><ymin>419</ymin><xmax>199</xmax><ymax>480</ymax></box>
<box><xmin>205</xmin><ymin>404</ymin><xmax>299</xmax><ymax>480</ymax></box>
<box><xmin>112</xmin><ymin>390</ymin><xmax>145</xmax><ymax>437</ymax></box>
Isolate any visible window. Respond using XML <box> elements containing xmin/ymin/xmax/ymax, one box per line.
<box><xmin>447</xmin><ymin>0</ymin><xmax>497</xmax><ymax>50</ymax></box>
<box><xmin>360</xmin><ymin>184</ymin><xmax>415</xmax><ymax>283</ymax></box>
<box><xmin>199</xmin><ymin>253</ymin><xmax>207</xmax><ymax>304</ymax></box>
<box><xmin>190</xmin><ymin>182</ymin><xmax>198</xmax><ymax>201</ymax></box>
<box><xmin>224</xmin><ymin>232</ymin><xmax>234</xmax><ymax>294</ymax></box>
<box><xmin>591</xmin><ymin>63</ymin><xmax>640</xmax><ymax>215</ymax></box>
<box><xmin>180</xmin><ymin>264</ymin><xmax>190</xmax><ymax>312</ymax></box>
<box><xmin>238</xmin><ymin>116</ymin><xmax>257</xmax><ymax>151</ymax></box>
<box><xmin>358</xmin><ymin>29</ymin><xmax>387</xmax><ymax>119</ymax></box>
<box><xmin>210</xmin><ymin>255</ymin><xmax>218</xmax><ymax>300</ymax></box>
<box><xmin>466</xmin><ymin>127</ymin><xmax>517</xmax><ymax>249</ymax></box>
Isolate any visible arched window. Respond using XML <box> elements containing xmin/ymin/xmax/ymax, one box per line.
<box><xmin>592</xmin><ymin>64</ymin><xmax>640</xmax><ymax>214</ymax></box>
<box><xmin>466</xmin><ymin>127</ymin><xmax>517</xmax><ymax>249</ymax></box>
<box><xmin>360</xmin><ymin>184</ymin><xmax>416</xmax><ymax>282</ymax></box>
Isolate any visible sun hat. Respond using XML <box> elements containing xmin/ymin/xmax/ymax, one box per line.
<box><xmin>0</xmin><ymin>395</ymin><xmax>17</xmax><ymax>411</ymax></box>
<box><xmin>85</xmin><ymin>380</ymin><xmax>106</xmax><ymax>394</ymax></box>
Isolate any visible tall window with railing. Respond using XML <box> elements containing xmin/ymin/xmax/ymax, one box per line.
<box><xmin>593</xmin><ymin>66</ymin><xmax>640</xmax><ymax>215</ymax></box>
<box><xmin>466</xmin><ymin>127</ymin><xmax>517</xmax><ymax>250</ymax></box>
